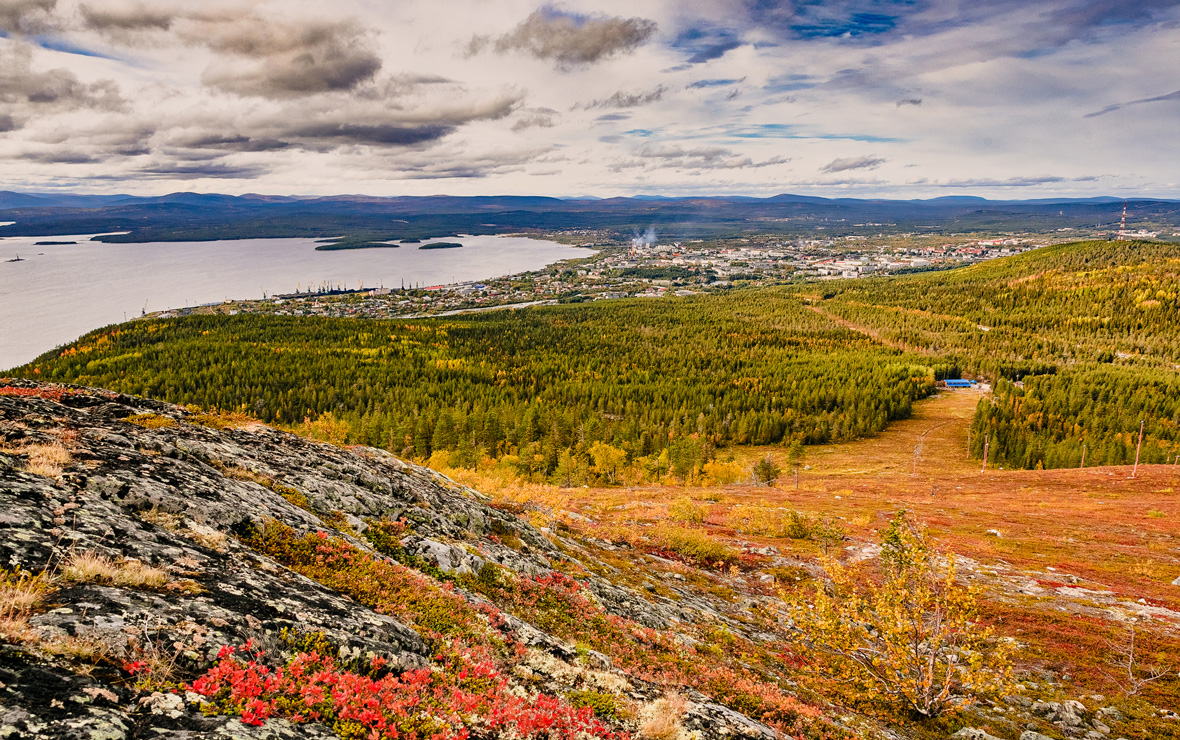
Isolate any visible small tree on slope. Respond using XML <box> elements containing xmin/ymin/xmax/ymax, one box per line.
<box><xmin>783</xmin><ymin>510</ymin><xmax>1012</xmax><ymax>718</ymax></box>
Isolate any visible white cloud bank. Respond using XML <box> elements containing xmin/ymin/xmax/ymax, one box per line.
<box><xmin>0</xmin><ymin>0</ymin><xmax>1177</xmax><ymax>198</ymax></box>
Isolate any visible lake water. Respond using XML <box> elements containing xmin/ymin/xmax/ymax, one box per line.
<box><xmin>0</xmin><ymin>234</ymin><xmax>587</xmax><ymax>369</ymax></box>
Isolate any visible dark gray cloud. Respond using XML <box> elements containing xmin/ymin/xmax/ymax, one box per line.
<box><xmin>0</xmin><ymin>46</ymin><xmax>123</xmax><ymax>113</ymax></box>
<box><xmin>79</xmin><ymin>2</ymin><xmax>174</xmax><ymax>31</ymax></box>
<box><xmin>134</xmin><ymin>161</ymin><xmax>268</xmax><ymax>180</ymax></box>
<box><xmin>167</xmin><ymin>133</ymin><xmax>291</xmax><ymax>153</ymax></box>
<box><xmin>576</xmin><ymin>86</ymin><xmax>667</xmax><ymax>110</ymax></box>
<box><xmin>285</xmin><ymin>122</ymin><xmax>454</xmax><ymax>147</ymax></box>
<box><xmin>194</xmin><ymin>19</ymin><xmax>382</xmax><ymax>98</ymax></box>
<box><xmin>278</xmin><ymin>94</ymin><xmax>517</xmax><ymax>149</ymax></box>
<box><xmin>0</xmin><ymin>113</ymin><xmax>17</xmax><ymax>132</ymax></box>
<box><xmin>0</xmin><ymin>0</ymin><xmax>58</xmax><ymax>35</ymax></box>
<box><xmin>19</xmin><ymin>150</ymin><xmax>100</xmax><ymax>164</ymax></box>
<box><xmin>469</xmin><ymin>7</ymin><xmax>656</xmax><ymax>69</ymax></box>
<box><xmin>1084</xmin><ymin>88</ymin><xmax>1180</xmax><ymax>118</ymax></box>
<box><xmin>821</xmin><ymin>155</ymin><xmax>886</xmax><ymax>173</ymax></box>
<box><xmin>170</xmin><ymin>94</ymin><xmax>520</xmax><ymax>156</ymax></box>
<box><xmin>896</xmin><ymin>97</ymin><xmax>922</xmax><ymax>106</ymax></box>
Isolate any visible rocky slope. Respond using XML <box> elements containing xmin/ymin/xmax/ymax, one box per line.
<box><xmin>2</xmin><ymin>380</ymin><xmax>1166</xmax><ymax>740</ymax></box>
<box><xmin>0</xmin><ymin>380</ymin><xmax>796</xmax><ymax>740</ymax></box>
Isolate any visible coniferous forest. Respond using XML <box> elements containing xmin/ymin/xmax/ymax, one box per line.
<box><xmin>14</xmin><ymin>239</ymin><xmax>1180</xmax><ymax>473</ymax></box>
<box><xmin>17</xmin><ymin>292</ymin><xmax>937</xmax><ymax>480</ymax></box>
<box><xmin>815</xmin><ymin>240</ymin><xmax>1180</xmax><ymax>469</ymax></box>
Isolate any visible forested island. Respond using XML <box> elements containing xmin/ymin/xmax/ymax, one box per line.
<box><xmin>314</xmin><ymin>240</ymin><xmax>401</xmax><ymax>251</ymax></box>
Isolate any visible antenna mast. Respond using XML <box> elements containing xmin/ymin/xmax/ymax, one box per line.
<box><xmin>1116</xmin><ymin>201</ymin><xmax>1128</xmax><ymax>241</ymax></box>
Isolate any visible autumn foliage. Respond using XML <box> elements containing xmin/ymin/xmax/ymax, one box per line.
<box><xmin>190</xmin><ymin>643</ymin><xmax>624</xmax><ymax>739</ymax></box>
<box><xmin>784</xmin><ymin>511</ymin><xmax>1013</xmax><ymax>718</ymax></box>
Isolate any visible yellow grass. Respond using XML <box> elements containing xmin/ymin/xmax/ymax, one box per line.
<box><xmin>123</xmin><ymin>413</ymin><xmax>177</xmax><ymax>429</ymax></box>
<box><xmin>638</xmin><ymin>693</ymin><xmax>688</xmax><ymax>740</ymax></box>
<box><xmin>22</xmin><ymin>442</ymin><xmax>71</xmax><ymax>477</ymax></box>
<box><xmin>63</xmin><ymin>551</ymin><xmax>169</xmax><ymax>589</ymax></box>
<box><xmin>0</xmin><ymin>568</ymin><xmax>49</xmax><ymax>643</ymax></box>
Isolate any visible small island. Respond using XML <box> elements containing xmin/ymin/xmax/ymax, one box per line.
<box><xmin>418</xmin><ymin>241</ymin><xmax>463</xmax><ymax>250</ymax></box>
<box><xmin>34</xmin><ymin>241</ymin><xmax>77</xmax><ymax>245</ymax></box>
<box><xmin>314</xmin><ymin>241</ymin><xmax>401</xmax><ymax>251</ymax></box>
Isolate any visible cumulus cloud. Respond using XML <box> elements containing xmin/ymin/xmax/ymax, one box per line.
<box><xmin>0</xmin><ymin>0</ymin><xmax>59</xmax><ymax>35</ymax></box>
<box><xmin>79</xmin><ymin>1</ymin><xmax>174</xmax><ymax>32</ymax></box>
<box><xmin>33</xmin><ymin>120</ymin><xmax>154</xmax><ymax>157</ymax></box>
<box><xmin>575</xmin><ymin>86</ymin><xmax>667</xmax><ymax>110</ymax></box>
<box><xmin>469</xmin><ymin>7</ymin><xmax>656</xmax><ymax>69</ymax></box>
<box><xmin>0</xmin><ymin>45</ymin><xmax>124</xmax><ymax>121</ymax></box>
<box><xmin>821</xmin><ymin>155</ymin><xmax>885</xmax><ymax>173</ymax></box>
<box><xmin>74</xmin><ymin>4</ymin><xmax>383</xmax><ymax>98</ymax></box>
<box><xmin>189</xmin><ymin>18</ymin><xmax>381</xmax><ymax>97</ymax></box>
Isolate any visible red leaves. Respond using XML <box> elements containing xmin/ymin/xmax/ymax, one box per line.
<box><xmin>0</xmin><ymin>386</ymin><xmax>70</xmax><ymax>401</ymax></box>
<box><xmin>122</xmin><ymin>660</ymin><xmax>149</xmax><ymax>675</ymax></box>
<box><xmin>190</xmin><ymin>646</ymin><xmax>626</xmax><ymax>739</ymax></box>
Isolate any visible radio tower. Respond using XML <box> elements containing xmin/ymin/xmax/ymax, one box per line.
<box><xmin>1116</xmin><ymin>201</ymin><xmax>1128</xmax><ymax>241</ymax></box>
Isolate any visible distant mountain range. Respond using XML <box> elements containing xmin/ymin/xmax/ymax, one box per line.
<box><xmin>1</xmin><ymin>190</ymin><xmax>1176</xmax><ymax>242</ymax></box>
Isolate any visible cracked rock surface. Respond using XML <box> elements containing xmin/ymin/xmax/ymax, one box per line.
<box><xmin>0</xmin><ymin>381</ymin><xmax>782</xmax><ymax>740</ymax></box>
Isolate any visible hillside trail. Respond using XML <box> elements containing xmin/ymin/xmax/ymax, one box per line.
<box><xmin>804</xmin><ymin>302</ymin><xmax>930</xmax><ymax>355</ymax></box>
<box><xmin>516</xmin><ymin>382</ymin><xmax>1179</xmax><ymax>610</ymax></box>
<box><xmin>804</xmin><ymin>387</ymin><xmax>983</xmax><ymax>479</ymax></box>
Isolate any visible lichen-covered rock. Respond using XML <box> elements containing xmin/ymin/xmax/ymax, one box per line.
<box><xmin>0</xmin><ymin>380</ymin><xmax>811</xmax><ymax>740</ymax></box>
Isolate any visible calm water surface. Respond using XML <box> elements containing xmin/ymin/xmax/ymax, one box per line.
<box><xmin>0</xmin><ymin>235</ymin><xmax>586</xmax><ymax>369</ymax></box>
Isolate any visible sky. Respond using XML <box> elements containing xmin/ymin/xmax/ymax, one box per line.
<box><xmin>0</xmin><ymin>0</ymin><xmax>1178</xmax><ymax>198</ymax></box>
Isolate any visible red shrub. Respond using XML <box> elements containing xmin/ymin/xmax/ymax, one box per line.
<box><xmin>190</xmin><ymin>644</ymin><xmax>627</xmax><ymax>740</ymax></box>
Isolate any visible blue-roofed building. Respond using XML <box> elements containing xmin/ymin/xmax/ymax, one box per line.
<box><xmin>945</xmin><ymin>379</ymin><xmax>973</xmax><ymax>388</ymax></box>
